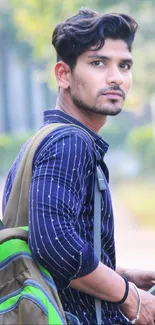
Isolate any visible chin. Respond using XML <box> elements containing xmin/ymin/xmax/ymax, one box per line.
<box><xmin>97</xmin><ymin>106</ymin><xmax>122</xmax><ymax>116</ymax></box>
<box><xmin>107</xmin><ymin>109</ymin><xmax>122</xmax><ymax>116</ymax></box>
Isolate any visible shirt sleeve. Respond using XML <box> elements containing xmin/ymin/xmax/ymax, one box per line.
<box><xmin>28</xmin><ymin>128</ymin><xmax>99</xmax><ymax>289</ymax></box>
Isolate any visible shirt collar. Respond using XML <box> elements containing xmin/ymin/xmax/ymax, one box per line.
<box><xmin>43</xmin><ymin>109</ymin><xmax>109</xmax><ymax>156</ymax></box>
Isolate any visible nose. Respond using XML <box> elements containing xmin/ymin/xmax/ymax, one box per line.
<box><xmin>106</xmin><ymin>66</ymin><xmax>123</xmax><ymax>86</ymax></box>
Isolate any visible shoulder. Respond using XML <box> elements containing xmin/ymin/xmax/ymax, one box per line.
<box><xmin>45</xmin><ymin>124</ymin><xmax>94</xmax><ymax>147</ymax></box>
<box><xmin>34</xmin><ymin>124</ymin><xmax>96</xmax><ymax>164</ymax></box>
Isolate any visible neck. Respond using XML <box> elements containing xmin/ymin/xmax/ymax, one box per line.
<box><xmin>55</xmin><ymin>90</ymin><xmax>107</xmax><ymax>133</ymax></box>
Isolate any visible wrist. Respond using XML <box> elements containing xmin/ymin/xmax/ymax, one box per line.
<box><xmin>114</xmin><ymin>277</ymin><xmax>129</xmax><ymax>305</ymax></box>
<box><xmin>121</xmin><ymin>282</ymin><xmax>141</xmax><ymax>324</ymax></box>
<box><xmin>122</xmin><ymin>282</ymin><xmax>138</xmax><ymax>307</ymax></box>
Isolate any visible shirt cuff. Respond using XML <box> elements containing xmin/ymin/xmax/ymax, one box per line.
<box><xmin>58</xmin><ymin>243</ymin><xmax>99</xmax><ymax>289</ymax></box>
<box><xmin>74</xmin><ymin>243</ymin><xmax>99</xmax><ymax>278</ymax></box>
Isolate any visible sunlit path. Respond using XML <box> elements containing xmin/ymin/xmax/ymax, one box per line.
<box><xmin>113</xmin><ymin>194</ymin><xmax>155</xmax><ymax>271</ymax></box>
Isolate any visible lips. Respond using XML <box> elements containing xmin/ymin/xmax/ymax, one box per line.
<box><xmin>102</xmin><ymin>91</ymin><xmax>124</xmax><ymax>99</ymax></box>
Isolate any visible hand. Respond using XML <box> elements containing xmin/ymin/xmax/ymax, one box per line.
<box><xmin>123</xmin><ymin>269</ymin><xmax>155</xmax><ymax>291</ymax></box>
<box><xmin>121</xmin><ymin>284</ymin><xmax>155</xmax><ymax>324</ymax></box>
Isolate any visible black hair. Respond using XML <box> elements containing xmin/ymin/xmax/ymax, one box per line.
<box><xmin>52</xmin><ymin>7</ymin><xmax>138</xmax><ymax>70</ymax></box>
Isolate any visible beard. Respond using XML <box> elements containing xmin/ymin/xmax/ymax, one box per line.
<box><xmin>72</xmin><ymin>94</ymin><xmax>122</xmax><ymax>116</ymax></box>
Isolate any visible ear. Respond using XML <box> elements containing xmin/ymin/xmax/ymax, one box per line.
<box><xmin>55</xmin><ymin>61</ymin><xmax>71</xmax><ymax>89</ymax></box>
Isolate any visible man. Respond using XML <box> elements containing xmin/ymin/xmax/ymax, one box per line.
<box><xmin>2</xmin><ymin>7</ymin><xmax>155</xmax><ymax>325</ymax></box>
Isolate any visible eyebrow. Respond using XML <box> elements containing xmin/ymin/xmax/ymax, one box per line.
<box><xmin>88</xmin><ymin>54</ymin><xmax>133</xmax><ymax>65</ymax></box>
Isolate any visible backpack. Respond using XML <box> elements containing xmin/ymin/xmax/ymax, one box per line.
<box><xmin>0</xmin><ymin>123</ymin><xmax>81</xmax><ymax>325</ymax></box>
<box><xmin>0</xmin><ymin>226</ymin><xmax>69</xmax><ymax>325</ymax></box>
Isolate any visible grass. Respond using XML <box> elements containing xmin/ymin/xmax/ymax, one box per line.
<box><xmin>116</xmin><ymin>178</ymin><xmax>155</xmax><ymax>229</ymax></box>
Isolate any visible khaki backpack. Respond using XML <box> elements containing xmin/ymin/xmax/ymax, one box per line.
<box><xmin>0</xmin><ymin>123</ymin><xmax>81</xmax><ymax>325</ymax></box>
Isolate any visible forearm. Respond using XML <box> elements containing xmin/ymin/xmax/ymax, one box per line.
<box><xmin>71</xmin><ymin>262</ymin><xmax>155</xmax><ymax>324</ymax></box>
<box><xmin>71</xmin><ymin>261</ymin><xmax>136</xmax><ymax>304</ymax></box>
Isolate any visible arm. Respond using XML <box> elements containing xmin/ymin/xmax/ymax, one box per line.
<box><xmin>29</xmin><ymin>130</ymin><xmax>155</xmax><ymax>324</ymax></box>
<box><xmin>71</xmin><ymin>263</ymin><xmax>155</xmax><ymax>324</ymax></box>
<box><xmin>71</xmin><ymin>261</ymin><xmax>133</xmax><ymax>302</ymax></box>
<box><xmin>29</xmin><ymin>130</ymin><xmax>98</xmax><ymax>288</ymax></box>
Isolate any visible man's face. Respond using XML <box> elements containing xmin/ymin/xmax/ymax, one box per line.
<box><xmin>68</xmin><ymin>39</ymin><xmax>133</xmax><ymax>116</ymax></box>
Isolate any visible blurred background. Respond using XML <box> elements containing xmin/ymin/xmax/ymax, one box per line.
<box><xmin>0</xmin><ymin>0</ymin><xmax>155</xmax><ymax>269</ymax></box>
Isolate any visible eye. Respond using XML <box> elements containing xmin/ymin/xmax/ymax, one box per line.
<box><xmin>91</xmin><ymin>61</ymin><xmax>104</xmax><ymax>67</ymax></box>
<box><xmin>120</xmin><ymin>63</ymin><xmax>131</xmax><ymax>70</ymax></box>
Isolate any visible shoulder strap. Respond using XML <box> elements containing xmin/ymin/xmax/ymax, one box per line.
<box><xmin>3</xmin><ymin>123</ymin><xmax>67</xmax><ymax>227</ymax></box>
<box><xmin>0</xmin><ymin>227</ymin><xmax>28</xmax><ymax>244</ymax></box>
<box><xmin>94</xmin><ymin>165</ymin><xmax>106</xmax><ymax>259</ymax></box>
<box><xmin>0</xmin><ymin>219</ymin><xmax>5</xmax><ymax>230</ymax></box>
<box><xmin>94</xmin><ymin>166</ymin><xmax>106</xmax><ymax>325</ymax></box>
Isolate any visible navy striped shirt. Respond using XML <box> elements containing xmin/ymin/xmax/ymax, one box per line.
<box><xmin>2</xmin><ymin>110</ymin><xmax>130</xmax><ymax>325</ymax></box>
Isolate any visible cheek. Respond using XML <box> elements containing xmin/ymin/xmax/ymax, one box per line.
<box><xmin>74</xmin><ymin>66</ymin><xmax>98</xmax><ymax>89</ymax></box>
<box><xmin>71</xmin><ymin>67</ymin><xmax>100</xmax><ymax>99</ymax></box>
<box><xmin>74</xmin><ymin>78</ymin><xmax>96</xmax><ymax>96</ymax></box>
<box><xmin>79</xmin><ymin>83</ymin><xmax>98</xmax><ymax>102</ymax></box>
<box><xmin>124</xmin><ymin>74</ymin><xmax>132</xmax><ymax>92</ymax></box>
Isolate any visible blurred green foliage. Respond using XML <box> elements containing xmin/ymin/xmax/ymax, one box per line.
<box><xmin>99</xmin><ymin>112</ymin><xmax>133</xmax><ymax>148</ymax></box>
<box><xmin>0</xmin><ymin>133</ymin><xmax>31</xmax><ymax>175</ymax></box>
<box><xmin>128</xmin><ymin>124</ymin><xmax>155</xmax><ymax>172</ymax></box>
<box><xmin>0</xmin><ymin>8</ymin><xmax>32</xmax><ymax>61</ymax></box>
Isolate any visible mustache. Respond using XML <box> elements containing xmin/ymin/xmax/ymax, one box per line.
<box><xmin>98</xmin><ymin>86</ymin><xmax>126</xmax><ymax>99</ymax></box>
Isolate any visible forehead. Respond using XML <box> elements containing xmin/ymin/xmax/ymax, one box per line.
<box><xmin>84</xmin><ymin>38</ymin><xmax>132</xmax><ymax>60</ymax></box>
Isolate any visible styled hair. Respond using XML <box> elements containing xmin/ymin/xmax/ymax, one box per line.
<box><xmin>52</xmin><ymin>7</ymin><xmax>138</xmax><ymax>70</ymax></box>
